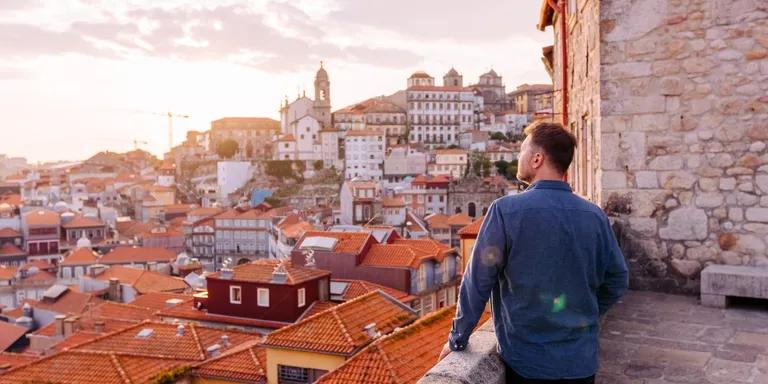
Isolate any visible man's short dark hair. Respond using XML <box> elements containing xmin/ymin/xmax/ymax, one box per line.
<box><xmin>523</xmin><ymin>122</ymin><xmax>577</xmax><ymax>174</ymax></box>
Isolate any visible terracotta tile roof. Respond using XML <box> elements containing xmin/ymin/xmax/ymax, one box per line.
<box><xmin>127</xmin><ymin>292</ymin><xmax>192</xmax><ymax>311</ymax></box>
<box><xmin>381</xmin><ymin>197</ymin><xmax>405</xmax><ymax>208</ymax></box>
<box><xmin>432</xmin><ymin>149</ymin><xmax>468</xmax><ymax>155</ymax></box>
<box><xmin>0</xmin><ymin>227</ymin><xmax>21</xmax><ymax>237</ymax></box>
<box><xmin>210</xmin><ymin>259</ymin><xmax>330</xmax><ymax>285</ymax></box>
<box><xmin>0</xmin><ymin>352</ymin><xmax>37</xmax><ymax>371</ymax></box>
<box><xmin>14</xmin><ymin>289</ymin><xmax>101</xmax><ymax>318</ymax></box>
<box><xmin>17</xmin><ymin>269</ymin><xmax>57</xmax><ymax>285</ymax></box>
<box><xmin>0</xmin><ymin>350</ymin><xmax>187</xmax><ymax>384</ymax></box>
<box><xmin>214</xmin><ymin>207</ymin><xmax>269</xmax><ymax>220</ymax></box>
<box><xmin>100</xmin><ymin>247</ymin><xmax>176</xmax><ymax>264</ymax></box>
<box><xmin>361</xmin><ymin>239</ymin><xmax>451</xmax><ymax>269</ymax></box>
<box><xmin>458</xmin><ymin>216</ymin><xmax>484</xmax><ymax>237</ymax></box>
<box><xmin>411</xmin><ymin>175</ymin><xmax>451</xmax><ymax>184</ymax></box>
<box><xmin>0</xmin><ymin>243</ymin><xmax>25</xmax><ymax>258</ymax></box>
<box><xmin>298</xmin><ymin>300</ymin><xmax>338</xmax><ymax>321</ymax></box>
<box><xmin>282</xmin><ymin>221</ymin><xmax>315</xmax><ymax>239</ymax></box>
<box><xmin>61</xmin><ymin>248</ymin><xmax>100</xmax><ymax>266</ymax></box>
<box><xmin>187</xmin><ymin>207</ymin><xmax>223</xmax><ymax>218</ymax></box>
<box><xmin>425</xmin><ymin>214</ymin><xmax>450</xmax><ymax>229</ymax></box>
<box><xmin>159</xmin><ymin>203</ymin><xmax>198</xmax><ymax>215</ymax></box>
<box><xmin>333</xmin><ymin>280</ymin><xmax>414</xmax><ymax>303</ymax></box>
<box><xmin>278</xmin><ymin>134</ymin><xmax>296</xmax><ymax>142</ymax></box>
<box><xmin>446</xmin><ymin>213</ymin><xmax>473</xmax><ymax>226</ymax></box>
<box><xmin>0</xmin><ymin>265</ymin><xmax>16</xmax><ymax>280</ymax></box>
<box><xmin>316</xmin><ymin>306</ymin><xmax>489</xmax><ymax>384</ymax></box>
<box><xmin>192</xmin><ymin>340</ymin><xmax>267</xmax><ymax>383</ymax></box>
<box><xmin>263</xmin><ymin>291</ymin><xmax>417</xmax><ymax>356</ymax></box>
<box><xmin>297</xmin><ymin>231</ymin><xmax>372</xmax><ymax>254</ymax></box>
<box><xmin>0</xmin><ymin>321</ymin><xmax>27</xmax><ymax>351</ymax></box>
<box><xmin>71</xmin><ymin>321</ymin><xmax>257</xmax><ymax>361</ymax></box>
<box><xmin>156</xmin><ymin>298</ymin><xmax>289</xmax><ymax>330</ymax></box>
<box><xmin>19</xmin><ymin>260</ymin><xmax>57</xmax><ymax>273</ymax></box>
<box><xmin>93</xmin><ymin>266</ymin><xmax>188</xmax><ymax>294</ymax></box>
<box><xmin>276</xmin><ymin>214</ymin><xmax>301</xmax><ymax>229</ymax></box>
<box><xmin>61</xmin><ymin>215</ymin><xmax>105</xmax><ymax>229</ymax></box>
<box><xmin>24</xmin><ymin>209</ymin><xmax>60</xmax><ymax>226</ymax></box>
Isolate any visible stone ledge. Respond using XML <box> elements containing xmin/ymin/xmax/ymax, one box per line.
<box><xmin>418</xmin><ymin>320</ymin><xmax>505</xmax><ymax>384</ymax></box>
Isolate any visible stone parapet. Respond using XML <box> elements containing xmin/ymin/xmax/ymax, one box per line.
<box><xmin>418</xmin><ymin>320</ymin><xmax>504</xmax><ymax>384</ymax></box>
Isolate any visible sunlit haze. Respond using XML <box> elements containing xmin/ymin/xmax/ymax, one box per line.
<box><xmin>0</xmin><ymin>0</ymin><xmax>551</xmax><ymax>163</ymax></box>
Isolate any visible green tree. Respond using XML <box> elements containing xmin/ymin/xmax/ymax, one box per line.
<box><xmin>265</xmin><ymin>160</ymin><xmax>297</xmax><ymax>180</ymax></box>
<box><xmin>489</xmin><ymin>131</ymin><xmax>508</xmax><ymax>141</ymax></box>
<box><xmin>470</xmin><ymin>151</ymin><xmax>492</xmax><ymax>178</ymax></box>
<box><xmin>216</xmin><ymin>139</ymin><xmax>238</xmax><ymax>159</ymax></box>
<box><xmin>494</xmin><ymin>160</ymin><xmax>509</xmax><ymax>176</ymax></box>
<box><xmin>506</xmin><ymin>160</ymin><xmax>519</xmax><ymax>180</ymax></box>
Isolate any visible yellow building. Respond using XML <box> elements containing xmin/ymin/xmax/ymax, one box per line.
<box><xmin>261</xmin><ymin>291</ymin><xmax>417</xmax><ymax>384</ymax></box>
<box><xmin>457</xmin><ymin>216</ymin><xmax>484</xmax><ymax>274</ymax></box>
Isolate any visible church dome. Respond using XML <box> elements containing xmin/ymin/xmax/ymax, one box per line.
<box><xmin>445</xmin><ymin>67</ymin><xmax>459</xmax><ymax>76</ymax></box>
<box><xmin>76</xmin><ymin>234</ymin><xmax>92</xmax><ymax>249</ymax></box>
<box><xmin>482</xmin><ymin>69</ymin><xmax>499</xmax><ymax>78</ymax></box>
<box><xmin>410</xmin><ymin>71</ymin><xmax>432</xmax><ymax>79</ymax></box>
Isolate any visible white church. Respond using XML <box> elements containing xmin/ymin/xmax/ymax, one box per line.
<box><xmin>275</xmin><ymin>63</ymin><xmax>342</xmax><ymax>169</ymax></box>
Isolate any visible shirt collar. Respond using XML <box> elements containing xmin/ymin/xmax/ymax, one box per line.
<box><xmin>526</xmin><ymin>179</ymin><xmax>573</xmax><ymax>192</ymax></box>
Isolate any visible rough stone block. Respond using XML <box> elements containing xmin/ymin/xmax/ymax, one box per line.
<box><xmin>659</xmin><ymin>208</ymin><xmax>708</xmax><ymax>240</ymax></box>
<box><xmin>418</xmin><ymin>321</ymin><xmax>504</xmax><ymax>384</ymax></box>
<box><xmin>700</xmin><ymin>265</ymin><xmax>768</xmax><ymax>308</ymax></box>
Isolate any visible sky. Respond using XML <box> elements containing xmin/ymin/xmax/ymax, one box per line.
<box><xmin>0</xmin><ymin>0</ymin><xmax>553</xmax><ymax>163</ymax></box>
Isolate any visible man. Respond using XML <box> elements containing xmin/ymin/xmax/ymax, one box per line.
<box><xmin>439</xmin><ymin>122</ymin><xmax>628</xmax><ymax>383</ymax></box>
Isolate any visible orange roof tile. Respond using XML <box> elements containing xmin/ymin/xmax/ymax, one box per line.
<box><xmin>24</xmin><ymin>209</ymin><xmax>60</xmax><ymax>227</ymax></box>
<box><xmin>0</xmin><ymin>321</ymin><xmax>27</xmax><ymax>351</ymax></box>
<box><xmin>446</xmin><ymin>213</ymin><xmax>472</xmax><ymax>226</ymax></box>
<box><xmin>187</xmin><ymin>207</ymin><xmax>224</xmax><ymax>218</ymax></box>
<box><xmin>210</xmin><ymin>259</ymin><xmax>330</xmax><ymax>285</ymax></box>
<box><xmin>333</xmin><ymin>279</ymin><xmax>414</xmax><ymax>304</ymax></box>
<box><xmin>94</xmin><ymin>266</ymin><xmax>188</xmax><ymax>294</ymax></box>
<box><xmin>19</xmin><ymin>289</ymin><xmax>102</xmax><ymax>317</ymax></box>
<box><xmin>361</xmin><ymin>239</ymin><xmax>451</xmax><ymax>269</ymax></box>
<box><xmin>458</xmin><ymin>216</ymin><xmax>484</xmax><ymax>237</ymax></box>
<box><xmin>0</xmin><ymin>243</ymin><xmax>25</xmax><ymax>258</ymax></box>
<box><xmin>72</xmin><ymin>321</ymin><xmax>257</xmax><ymax>361</ymax></box>
<box><xmin>61</xmin><ymin>248</ymin><xmax>100</xmax><ymax>266</ymax></box>
<box><xmin>0</xmin><ymin>350</ymin><xmax>187</xmax><ymax>384</ymax></box>
<box><xmin>316</xmin><ymin>306</ymin><xmax>490</xmax><ymax>384</ymax></box>
<box><xmin>0</xmin><ymin>227</ymin><xmax>21</xmax><ymax>237</ymax></box>
<box><xmin>297</xmin><ymin>231</ymin><xmax>372</xmax><ymax>254</ymax></box>
<box><xmin>381</xmin><ymin>197</ymin><xmax>405</xmax><ymax>208</ymax></box>
<box><xmin>0</xmin><ymin>352</ymin><xmax>37</xmax><ymax>371</ymax></box>
<box><xmin>0</xmin><ymin>265</ymin><xmax>16</xmax><ymax>280</ymax></box>
<box><xmin>282</xmin><ymin>221</ymin><xmax>315</xmax><ymax>239</ymax></box>
<box><xmin>100</xmin><ymin>247</ymin><xmax>176</xmax><ymax>264</ymax></box>
<box><xmin>127</xmin><ymin>292</ymin><xmax>192</xmax><ymax>312</ymax></box>
<box><xmin>411</xmin><ymin>175</ymin><xmax>451</xmax><ymax>184</ymax></box>
<box><xmin>433</xmin><ymin>148</ymin><xmax>468</xmax><ymax>155</ymax></box>
<box><xmin>263</xmin><ymin>291</ymin><xmax>417</xmax><ymax>356</ymax></box>
<box><xmin>192</xmin><ymin>340</ymin><xmax>267</xmax><ymax>383</ymax></box>
<box><xmin>425</xmin><ymin>214</ymin><xmax>450</xmax><ymax>229</ymax></box>
<box><xmin>298</xmin><ymin>301</ymin><xmax>338</xmax><ymax>321</ymax></box>
<box><xmin>215</xmin><ymin>207</ymin><xmax>269</xmax><ymax>220</ymax></box>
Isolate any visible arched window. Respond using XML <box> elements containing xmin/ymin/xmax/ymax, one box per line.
<box><xmin>468</xmin><ymin>202</ymin><xmax>477</xmax><ymax>218</ymax></box>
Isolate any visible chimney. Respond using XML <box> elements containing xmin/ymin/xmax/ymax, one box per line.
<box><xmin>93</xmin><ymin>320</ymin><xmax>105</xmax><ymax>333</ymax></box>
<box><xmin>63</xmin><ymin>318</ymin><xmax>77</xmax><ymax>337</ymax></box>
<box><xmin>220</xmin><ymin>335</ymin><xmax>230</xmax><ymax>348</ymax></box>
<box><xmin>108</xmin><ymin>278</ymin><xmax>122</xmax><ymax>302</ymax></box>
<box><xmin>363</xmin><ymin>323</ymin><xmax>380</xmax><ymax>339</ymax></box>
<box><xmin>271</xmin><ymin>260</ymin><xmax>288</xmax><ymax>284</ymax></box>
<box><xmin>176</xmin><ymin>324</ymin><xmax>185</xmax><ymax>337</ymax></box>
<box><xmin>21</xmin><ymin>303</ymin><xmax>32</xmax><ymax>318</ymax></box>
<box><xmin>219</xmin><ymin>268</ymin><xmax>233</xmax><ymax>280</ymax></box>
<box><xmin>206</xmin><ymin>344</ymin><xmax>221</xmax><ymax>358</ymax></box>
<box><xmin>54</xmin><ymin>315</ymin><xmax>66</xmax><ymax>337</ymax></box>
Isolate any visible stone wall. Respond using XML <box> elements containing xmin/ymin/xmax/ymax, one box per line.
<box><xmin>596</xmin><ymin>0</ymin><xmax>768</xmax><ymax>292</ymax></box>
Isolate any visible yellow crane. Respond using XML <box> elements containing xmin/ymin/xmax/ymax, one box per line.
<box><xmin>147</xmin><ymin>111</ymin><xmax>190</xmax><ymax>152</ymax></box>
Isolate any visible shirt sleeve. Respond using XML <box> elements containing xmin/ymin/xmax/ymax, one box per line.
<box><xmin>597</xmin><ymin>217</ymin><xmax>629</xmax><ymax>315</ymax></box>
<box><xmin>448</xmin><ymin>200</ymin><xmax>507</xmax><ymax>351</ymax></box>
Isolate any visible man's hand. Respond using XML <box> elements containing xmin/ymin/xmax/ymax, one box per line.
<box><xmin>437</xmin><ymin>343</ymin><xmax>451</xmax><ymax>363</ymax></box>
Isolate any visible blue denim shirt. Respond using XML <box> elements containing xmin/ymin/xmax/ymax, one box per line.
<box><xmin>448</xmin><ymin>180</ymin><xmax>628</xmax><ymax>380</ymax></box>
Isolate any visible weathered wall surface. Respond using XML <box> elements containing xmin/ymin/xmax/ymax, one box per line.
<box><xmin>597</xmin><ymin>0</ymin><xmax>768</xmax><ymax>292</ymax></box>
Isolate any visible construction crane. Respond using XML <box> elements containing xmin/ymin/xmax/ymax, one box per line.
<box><xmin>142</xmin><ymin>111</ymin><xmax>191</xmax><ymax>152</ymax></box>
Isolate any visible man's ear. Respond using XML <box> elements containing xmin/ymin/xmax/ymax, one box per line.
<box><xmin>532</xmin><ymin>152</ymin><xmax>544</xmax><ymax>169</ymax></box>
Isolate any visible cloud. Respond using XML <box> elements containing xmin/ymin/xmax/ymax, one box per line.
<box><xmin>327</xmin><ymin>0</ymin><xmax>545</xmax><ymax>42</ymax></box>
<box><xmin>0</xmin><ymin>2</ymin><xmax>423</xmax><ymax>72</ymax></box>
<box><xmin>0</xmin><ymin>0</ymin><xmax>40</xmax><ymax>10</ymax></box>
<box><xmin>0</xmin><ymin>66</ymin><xmax>30</xmax><ymax>79</ymax></box>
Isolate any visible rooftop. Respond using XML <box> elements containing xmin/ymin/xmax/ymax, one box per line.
<box><xmin>93</xmin><ymin>266</ymin><xmax>188</xmax><ymax>294</ymax></box>
<box><xmin>209</xmin><ymin>259</ymin><xmax>331</xmax><ymax>285</ymax></box>
<box><xmin>263</xmin><ymin>291</ymin><xmax>418</xmax><ymax>356</ymax></box>
<box><xmin>191</xmin><ymin>340</ymin><xmax>267</xmax><ymax>383</ymax></box>
<box><xmin>99</xmin><ymin>246</ymin><xmax>176</xmax><ymax>264</ymax></box>
<box><xmin>458</xmin><ymin>216</ymin><xmax>485</xmax><ymax>237</ymax></box>
<box><xmin>297</xmin><ymin>231</ymin><xmax>372</xmax><ymax>254</ymax></box>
